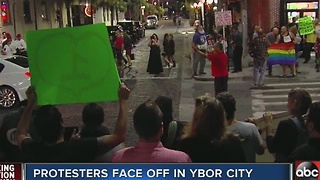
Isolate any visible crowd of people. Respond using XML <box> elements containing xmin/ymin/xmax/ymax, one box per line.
<box><xmin>111</xmin><ymin>28</ymin><xmax>176</xmax><ymax>76</ymax></box>
<box><xmin>0</xmin><ymin>84</ymin><xmax>319</xmax><ymax>163</ymax></box>
<box><xmin>0</xmin><ymin>32</ymin><xmax>27</xmax><ymax>57</ymax></box>
<box><xmin>190</xmin><ymin>17</ymin><xmax>320</xmax><ymax>90</ymax></box>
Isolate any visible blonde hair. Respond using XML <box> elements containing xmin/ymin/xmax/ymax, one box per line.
<box><xmin>182</xmin><ymin>95</ymin><xmax>227</xmax><ymax>140</ymax></box>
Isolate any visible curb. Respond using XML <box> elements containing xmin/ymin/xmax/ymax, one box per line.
<box><xmin>193</xmin><ymin>76</ymin><xmax>252</xmax><ymax>81</ymax></box>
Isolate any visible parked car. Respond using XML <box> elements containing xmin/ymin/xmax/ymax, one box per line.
<box><xmin>162</xmin><ymin>15</ymin><xmax>168</xmax><ymax>20</ymax></box>
<box><xmin>0</xmin><ymin>55</ymin><xmax>30</xmax><ymax>108</ymax></box>
<box><xmin>106</xmin><ymin>25</ymin><xmax>119</xmax><ymax>42</ymax></box>
<box><xmin>146</xmin><ymin>15</ymin><xmax>158</xmax><ymax>29</ymax></box>
<box><xmin>117</xmin><ymin>20</ymin><xmax>139</xmax><ymax>44</ymax></box>
<box><xmin>133</xmin><ymin>21</ymin><xmax>145</xmax><ymax>38</ymax></box>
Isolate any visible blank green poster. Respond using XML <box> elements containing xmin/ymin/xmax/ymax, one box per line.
<box><xmin>26</xmin><ymin>23</ymin><xmax>120</xmax><ymax>105</ymax></box>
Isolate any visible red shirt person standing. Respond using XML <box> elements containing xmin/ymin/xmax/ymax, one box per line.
<box><xmin>115</xmin><ymin>29</ymin><xmax>127</xmax><ymax>67</ymax></box>
<box><xmin>197</xmin><ymin>42</ymin><xmax>229</xmax><ymax>96</ymax></box>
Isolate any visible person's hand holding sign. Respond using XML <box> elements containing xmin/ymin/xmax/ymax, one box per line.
<box><xmin>25</xmin><ymin>86</ymin><xmax>37</xmax><ymax>108</ymax></box>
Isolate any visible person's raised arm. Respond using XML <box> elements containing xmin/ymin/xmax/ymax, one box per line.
<box><xmin>96</xmin><ymin>83</ymin><xmax>130</xmax><ymax>155</ymax></box>
<box><xmin>16</xmin><ymin>86</ymin><xmax>36</xmax><ymax>149</ymax></box>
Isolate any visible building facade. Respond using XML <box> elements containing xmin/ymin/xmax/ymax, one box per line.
<box><xmin>0</xmin><ymin>0</ymin><xmax>124</xmax><ymax>39</ymax></box>
<box><xmin>247</xmin><ymin>0</ymin><xmax>319</xmax><ymax>35</ymax></box>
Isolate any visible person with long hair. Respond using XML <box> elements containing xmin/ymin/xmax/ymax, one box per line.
<box><xmin>147</xmin><ymin>33</ymin><xmax>163</xmax><ymax>75</ymax></box>
<box><xmin>178</xmin><ymin>94</ymin><xmax>246</xmax><ymax>163</ymax></box>
<box><xmin>264</xmin><ymin>88</ymin><xmax>312</xmax><ymax>162</ymax></box>
<box><xmin>162</xmin><ymin>33</ymin><xmax>171</xmax><ymax>68</ymax></box>
<box><xmin>168</xmin><ymin>34</ymin><xmax>176</xmax><ymax>67</ymax></box>
<box><xmin>155</xmin><ymin>96</ymin><xmax>184</xmax><ymax>149</ymax></box>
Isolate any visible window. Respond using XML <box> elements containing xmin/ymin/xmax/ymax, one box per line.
<box><xmin>1</xmin><ymin>1</ymin><xmax>11</xmax><ymax>24</ymax></box>
<box><xmin>40</xmin><ymin>1</ymin><xmax>48</xmax><ymax>20</ymax></box>
<box><xmin>5</xmin><ymin>56</ymin><xmax>29</xmax><ymax>68</ymax></box>
<box><xmin>23</xmin><ymin>0</ymin><xmax>32</xmax><ymax>23</ymax></box>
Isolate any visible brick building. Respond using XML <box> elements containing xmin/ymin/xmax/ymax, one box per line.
<box><xmin>246</xmin><ymin>0</ymin><xmax>319</xmax><ymax>36</ymax></box>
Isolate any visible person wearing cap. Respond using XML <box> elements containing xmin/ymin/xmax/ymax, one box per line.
<box><xmin>2</xmin><ymin>37</ymin><xmax>14</xmax><ymax>57</ymax></box>
<box><xmin>15</xmin><ymin>34</ymin><xmax>27</xmax><ymax>53</ymax></box>
<box><xmin>192</xmin><ymin>25</ymin><xmax>207</xmax><ymax>76</ymax></box>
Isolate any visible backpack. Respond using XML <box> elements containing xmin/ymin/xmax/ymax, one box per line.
<box><xmin>291</xmin><ymin>117</ymin><xmax>309</xmax><ymax>147</ymax></box>
<box><xmin>165</xmin><ymin>121</ymin><xmax>178</xmax><ymax>148</ymax></box>
<box><xmin>275</xmin><ymin>117</ymin><xmax>308</xmax><ymax>162</ymax></box>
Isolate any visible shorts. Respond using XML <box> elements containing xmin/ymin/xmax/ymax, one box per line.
<box><xmin>126</xmin><ymin>49</ymin><xmax>132</xmax><ymax>55</ymax></box>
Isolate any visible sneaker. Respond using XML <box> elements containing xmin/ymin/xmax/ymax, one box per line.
<box><xmin>199</xmin><ymin>72</ymin><xmax>207</xmax><ymax>75</ymax></box>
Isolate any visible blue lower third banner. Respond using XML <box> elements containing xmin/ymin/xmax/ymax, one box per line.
<box><xmin>25</xmin><ymin>163</ymin><xmax>292</xmax><ymax>180</ymax></box>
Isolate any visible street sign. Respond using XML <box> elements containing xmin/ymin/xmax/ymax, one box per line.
<box><xmin>214</xmin><ymin>11</ymin><xmax>232</xmax><ymax>26</ymax></box>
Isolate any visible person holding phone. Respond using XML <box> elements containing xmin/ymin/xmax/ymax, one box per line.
<box><xmin>147</xmin><ymin>33</ymin><xmax>163</xmax><ymax>75</ymax></box>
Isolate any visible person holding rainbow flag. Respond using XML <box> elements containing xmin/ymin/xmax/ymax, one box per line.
<box><xmin>268</xmin><ymin>26</ymin><xmax>297</xmax><ymax>77</ymax></box>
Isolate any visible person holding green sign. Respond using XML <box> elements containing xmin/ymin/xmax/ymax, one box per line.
<box><xmin>16</xmin><ymin>84</ymin><xmax>130</xmax><ymax>162</ymax></box>
<box><xmin>303</xmin><ymin>19</ymin><xmax>318</xmax><ymax>64</ymax></box>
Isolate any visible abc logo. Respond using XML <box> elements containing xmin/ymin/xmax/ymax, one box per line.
<box><xmin>296</xmin><ymin>162</ymin><xmax>319</xmax><ymax>180</ymax></box>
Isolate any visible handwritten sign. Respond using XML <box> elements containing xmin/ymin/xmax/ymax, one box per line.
<box><xmin>214</xmin><ymin>11</ymin><xmax>232</xmax><ymax>26</ymax></box>
<box><xmin>299</xmin><ymin>17</ymin><xmax>314</xmax><ymax>35</ymax></box>
<box><xmin>26</xmin><ymin>23</ymin><xmax>120</xmax><ymax>105</ymax></box>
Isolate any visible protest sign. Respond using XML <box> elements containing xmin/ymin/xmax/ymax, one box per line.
<box><xmin>26</xmin><ymin>23</ymin><xmax>120</xmax><ymax>105</ymax></box>
<box><xmin>299</xmin><ymin>17</ymin><xmax>314</xmax><ymax>35</ymax></box>
<box><xmin>214</xmin><ymin>11</ymin><xmax>232</xmax><ymax>26</ymax></box>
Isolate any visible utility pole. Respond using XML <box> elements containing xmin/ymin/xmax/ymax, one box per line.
<box><xmin>33</xmin><ymin>0</ymin><xmax>38</xmax><ymax>30</ymax></box>
<box><xmin>241</xmin><ymin>0</ymin><xmax>249</xmax><ymax>67</ymax></box>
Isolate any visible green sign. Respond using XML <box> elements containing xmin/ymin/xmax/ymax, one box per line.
<box><xmin>26</xmin><ymin>23</ymin><xmax>120</xmax><ymax>105</ymax></box>
<box><xmin>299</xmin><ymin>17</ymin><xmax>314</xmax><ymax>35</ymax></box>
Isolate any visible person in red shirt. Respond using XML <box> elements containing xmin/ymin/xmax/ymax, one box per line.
<box><xmin>115</xmin><ymin>29</ymin><xmax>127</xmax><ymax>69</ymax></box>
<box><xmin>196</xmin><ymin>42</ymin><xmax>229</xmax><ymax>96</ymax></box>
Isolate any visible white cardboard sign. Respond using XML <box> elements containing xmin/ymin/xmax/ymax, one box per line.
<box><xmin>214</xmin><ymin>11</ymin><xmax>232</xmax><ymax>26</ymax></box>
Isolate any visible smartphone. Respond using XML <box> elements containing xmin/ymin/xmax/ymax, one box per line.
<box><xmin>64</xmin><ymin>127</ymin><xmax>79</xmax><ymax>141</ymax></box>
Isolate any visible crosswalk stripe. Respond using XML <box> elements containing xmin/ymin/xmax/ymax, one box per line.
<box><xmin>251</xmin><ymin>82</ymin><xmax>320</xmax><ymax>117</ymax></box>
<box><xmin>251</xmin><ymin>88</ymin><xmax>320</xmax><ymax>93</ymax></box>
<box><xmin>252</xmin><ymin>93</ymin><xmax>320</xmax><ymax>99</ymax></box>
<box><xmin>266</xmin><ymin>82</ymin><xmax>320</xmax><ymax>87</ymax></box>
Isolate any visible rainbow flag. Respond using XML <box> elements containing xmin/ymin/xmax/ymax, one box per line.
<box><xmin>267</xmin><ymin>42</ymin><xmax>296</xmax><ymax>65</ymax></box>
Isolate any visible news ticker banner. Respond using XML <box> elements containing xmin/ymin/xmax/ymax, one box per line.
<box><xmin>0</xmin><ymin>162</ymin><xmax>319</xmax><ymax>180</ymax></box>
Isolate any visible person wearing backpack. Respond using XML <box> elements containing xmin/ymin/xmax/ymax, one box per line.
<box><xmin>155</xmin><ymin>96</ymin><xmax>185</xmax><ymax>150</ymax></box>
<box><xmin>288</xmin><ymin>102</ymin><xmax>320</xmax><ymax>161</ymax></box>
<box><xmin>264</xmin><ymin>88</ymin><xmax>312</xmax><ymax>162</ymax></box>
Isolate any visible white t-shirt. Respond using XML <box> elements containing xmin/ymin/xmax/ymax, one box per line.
<box><xmin>16</xmin><ymin>39</ymin><xmax>27</xmax><ymax>51</ymax></box>
<box><xmin>2</xmin><ymin>44</ymin><xmax>13</xmax><ymax>56</ymax></box>
<box><xmin>10</xmin><ymin>41</ymin><xmax>18</xmax><ymax>54</ymax></box>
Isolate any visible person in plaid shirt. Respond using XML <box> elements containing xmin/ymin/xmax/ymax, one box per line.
<box><xmin>252</xmin><ymin>28</ymin><xmax>270</xmax><ymax>87</ymax></box>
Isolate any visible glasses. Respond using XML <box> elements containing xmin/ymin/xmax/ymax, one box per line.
<box><xmin>302</xmin><ymin>114</ymin><xmax>308</xmax><ymax>121</ymax></box>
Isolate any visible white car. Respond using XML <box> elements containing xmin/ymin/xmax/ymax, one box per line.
<box><xmin>0</xmin><ymin>55</ymin><xmax>30</xmax><ymax>108</ymax></box>
<box><xmin>162</xmin><ymin>15</ymin><xmax>168</xmax><ymax>20</ymax></box>
<box><xmin>146</xmin><ymin>15</ymin><xmax>159</xmax><ymax>29</ymax></box>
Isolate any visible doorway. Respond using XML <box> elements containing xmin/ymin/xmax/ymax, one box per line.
<box><xmin>287</xmin><ymin>10</ymin><xmax>318</xmax><ymax>23</ymax></box>
<box><xmin>282</xmin><ymin>1</ymin><xmax>319</xmax><ymax>25</ymax></box>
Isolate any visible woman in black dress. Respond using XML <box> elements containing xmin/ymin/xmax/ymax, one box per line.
<box><xmin>147</xmin><ymin>33</ymin><xmax>163</xmax><ymax>74</ymax></box>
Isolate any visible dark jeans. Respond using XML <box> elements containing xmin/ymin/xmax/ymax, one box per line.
<box><xmin>214</xmin><ymin>76</ymin><xmax>228</xmax><ymax>96</ymax></box>
<box><xmin>116</xmin><ymin>49</ymin><xmax>127</xmax><ymax>66</ymax></box>
<box><xmin>268</xmin><ymin>65</ymin><xmax>273</xmax><ymax>75</ymax></box>
<box><xmin>304</xmin><ymin>42</ymin><xmax>315</xmax><ymax>63</ymax></box>
<box><xmin>233</xmin><ymin>45</ymin><xmax>243</xmax><ymax>71</ymax></box>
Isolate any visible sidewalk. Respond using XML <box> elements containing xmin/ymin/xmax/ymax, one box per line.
<box><xmin>193</xmin><ymin>57</ymin><xmax>320</xmax><ymax>82</ymax></box>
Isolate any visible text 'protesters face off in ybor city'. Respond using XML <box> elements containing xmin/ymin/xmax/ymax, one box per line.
<box><xmin>0</xmin><ymin>164</ymin><xmax>22</xmax><ymax>180</ymax></box>
<box><xmin>295</xmin><ymin>161</ymin><xmax>320</xmax><ymax>180</ymax></box>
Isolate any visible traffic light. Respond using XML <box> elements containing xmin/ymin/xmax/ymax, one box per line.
<box><xmin>1</xmin><ymin>1</ymin><xmax>8</xmax><ymax>22</ymax></box>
